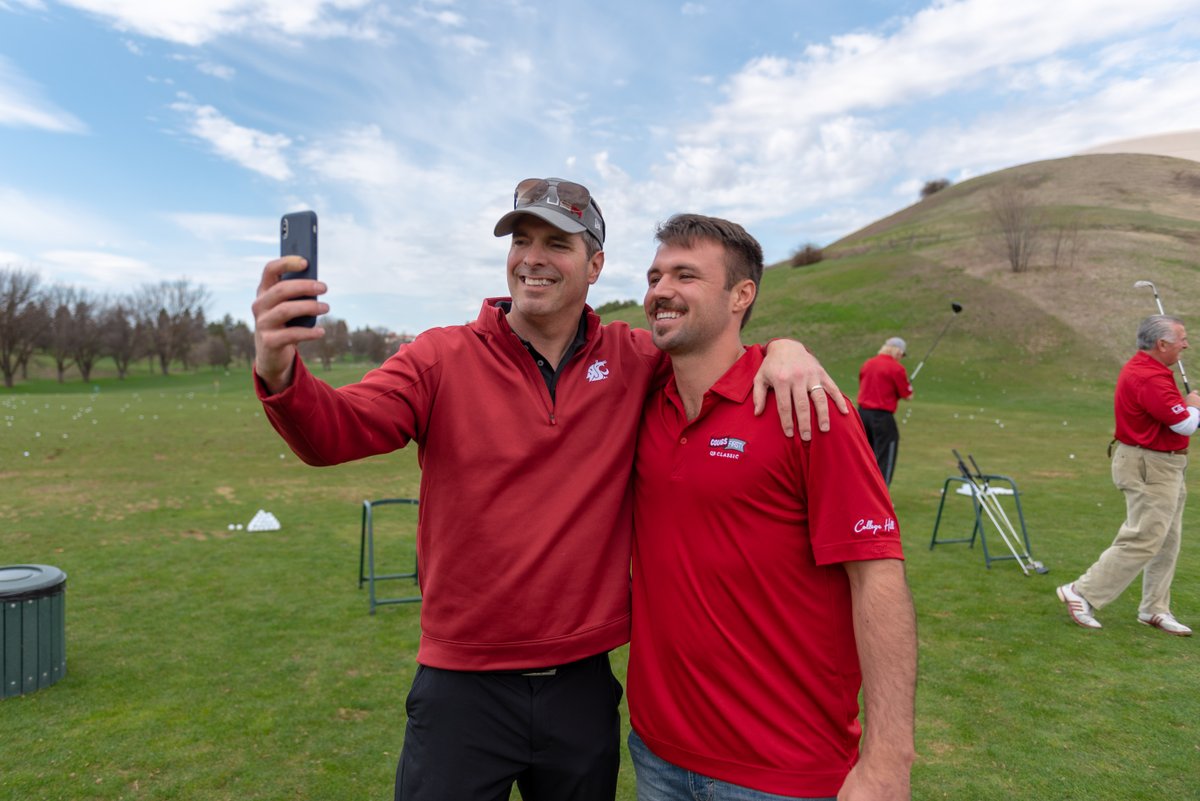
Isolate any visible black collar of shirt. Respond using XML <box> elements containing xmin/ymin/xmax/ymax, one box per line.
<box><xmin>495</xmin><ymin>301</ymin><xmax>590</xmax><ymax>400</ymax></box>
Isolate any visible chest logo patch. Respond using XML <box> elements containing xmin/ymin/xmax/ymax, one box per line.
<box><xmin>586</xmin><ymin>359</ymin><xmax>610</xmax><ymax>382</ymax></box>
<box><xmin>708</xmin><ymin>436</ymin><xmax>747</xmax><ymax>460</ymax></box>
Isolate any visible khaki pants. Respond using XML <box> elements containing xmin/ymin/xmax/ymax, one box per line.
<box><xmin>1075</xmin><ymin>443</ymin><xmax>1187</xmax><ymax>616</ymax></box>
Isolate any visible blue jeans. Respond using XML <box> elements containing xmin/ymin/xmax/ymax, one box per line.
<box><xmin>628</xmin><ymin>730</ymin><xmax>836</xmax><ymax>801</ymax></box>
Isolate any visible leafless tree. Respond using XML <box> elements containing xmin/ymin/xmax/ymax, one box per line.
<box><xmin>135</xmin><ymin>279</ymin><xmax>211</xmax><ymax>375</ymax></box>
<box><xmin>203</xmin><ymin>328</ymin><xmax>232</xmax><ymax>370</ymax></box>
<box><xmin>173</xmin><ymin>308</ymin><xmax>207</xmax><ymax>370</ymax></box>
<box><xmin>0</xmin><ymin>267</ymin><xmax>45</xmax><ymax>388</ymax></box>
<box><xmin>300</xmin><ymin>315</ymin><xmax>350</xmax><ymax>369</ymax></box>
<box><xmin>99</xmin><ymin>296</ymin><xmax>143</xmax><ymax>379</ymax></box>
<box><xmin>71</xmin><ymin>290</ymin><xmax>103</xmax><ymax>382</ymax></box>
<box><xmin>16</xmin><ymin>303</ymin><xmax>49</xmax><ymax>381</ymax></box>
<box><xmin>989</xmin><ymin>184</ymin><xmax>1042</xmax><ymax>273</ymax></box>
<box><xmin>204</xmin><ymin>314</ymin><xmax>250</xmax><ymax>370</ymax></box>
<box><xmin>1051</xmin><ymin>217</ymin><xmax>1084</xmax><ymax>269</ymax></box>
<box><xmin>351</xmin><ymin>326</ymin><xmax>392</xmax><ymax>364</ymax></box>
<box><xmin>228</xmin><ymin>319</ymin><xmax>255</xmax><ymax>367</ymax></box>
<box><xmin>46</xmin><ymin>285</ymin><xmax>77</xmax><ymax>383</ymax></box>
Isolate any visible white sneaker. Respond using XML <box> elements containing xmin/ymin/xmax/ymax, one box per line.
<box><xmin>1137</xmin><ymin>612</ymin><xmax>1192</xmax><ymax>637</ymax></box>
<box><xmin>1056</xmin><ymin>584</ymin><xmax>1101</xmax><ymax>629</ymax></box>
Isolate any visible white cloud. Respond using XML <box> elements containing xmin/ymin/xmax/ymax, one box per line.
<box><xmin>632</xmin><ymin>0</ymin><xmax>1200</xmax><ymax>226</ymax></box>
<box><xmin>298</xmin><ymin>125</ymin><xmax>424</xmax><ymax>188</ymax></box>
<box><xmin>694</xmin><ymin>0</ymin><xmax>1200</xmax><ymax>140</ymax></box>
<box><xmin>168</xmin><ymin>212</ymin><xmax>278</xmax><ymax>244</ymax></box>
<box><xmin>416</xmin><ymin>6</ymin><xmax>464</xmax><ymax>26</ymax></box>
<box><xmin>446</xmin><ymin>34</ymin><xmax>487</xmax><ymax>55</ymax></box>
<box><xmin>913</xmin><ymin>62</ymin><xmax>1200</xmax><ymax>173</ymax></box>
<box><xmin>681</xmin><ymin>3</ymin><xmax>707</xmax><ymax>15</ymax></box>
<box><xmin>196</xmin><ymin>61</ymin><xmax>236</xmax><ymax>80</ymax></box>
<box><xmin>36</xmin><ymin>249</ymin><xmax>159</xmax><ymax>289</ymax></box>
<box><xmin>0</xmin><ymin>56</ymin><xmax>87</xmax><ymax>132</ymax></box>
<box><xmin>0</xmin><ymin>186</ymin><xmax>110</xmax><ymax>246</ymax></box>
<box><xmin>171</xmin><ymin>98</ymin><xmax>292</xmax><ymax>180</ymax></box>
<box><xmin>54</xmin><ymin>0</ymin><xmax>381</xmax><ymax>46</ymax></box>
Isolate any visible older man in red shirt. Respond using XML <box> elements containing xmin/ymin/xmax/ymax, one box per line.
<box><xmin>1057</xmin><ymin>315</ymin><xmax>1200</xmax><ymax>636</ymax></box>
<box><xmin>858</xmin><ymin>336</ymin><xmax>913</xmax><ymax>485</ymax></box>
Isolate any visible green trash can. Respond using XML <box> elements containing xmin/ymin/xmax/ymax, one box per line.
<box><xmin>1</xmin><ymin>565</ymin><xmax>67</xmax><ymax>698</ymax></box>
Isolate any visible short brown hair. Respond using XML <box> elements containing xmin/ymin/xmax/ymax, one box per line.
<box><xmin>654</xmin><ymin>213</ymin><xmax>764</xmax><ymax>328</ymax></box>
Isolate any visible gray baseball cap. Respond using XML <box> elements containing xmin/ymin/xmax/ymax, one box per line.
<box><xmin>494</xmin><ymin>177</ymin><xmax>605</xmax><ymax>247</ymax></box>
<box><xmin>886</xmin><ymin>336</ymin><xmax>907</xmax><ymax>354</ymax></box>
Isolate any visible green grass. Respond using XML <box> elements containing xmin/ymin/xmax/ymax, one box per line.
<box><xmin>3</xmin><ymin>339</ymin><xmax>1198</xmax><ymax>800</ymax></box>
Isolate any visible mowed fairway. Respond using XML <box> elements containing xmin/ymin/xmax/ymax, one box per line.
<box><xmin>2</xmin><ymin>345</ymin><xmax>1198</xmax><ymax>799</ymax></box>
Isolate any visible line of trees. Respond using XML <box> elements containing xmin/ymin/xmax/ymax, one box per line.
<box><xmin>0</xmin><ymin>267</ymin><xmax>400</xmax><ymax>387</ymax></box>
<box><xmin>0</xmin><ymin>268</ymin><xmax>225</xmax><ymax>387</ymax></box>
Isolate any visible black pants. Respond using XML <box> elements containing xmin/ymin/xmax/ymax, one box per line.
<box><xmin>859</xmin><ymin>407</ymin><xmax>899</xmax><ymax>486</ymax></box>
<box><xmin>395</xmin><ymin>653</ymin><xmax>623</xmax><ymax>801</ymax></box>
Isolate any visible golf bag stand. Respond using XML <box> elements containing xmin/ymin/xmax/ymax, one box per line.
<box><xmin>930</xmin><ymin>452</ymin><xmax>1046</xmax><ymax>573</ymax></box>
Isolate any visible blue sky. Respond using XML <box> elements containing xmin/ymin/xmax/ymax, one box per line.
<box><xmin>3</xmin><ymin>0</ymin><xmax>1200</xmax><ymax>335</ymax></box>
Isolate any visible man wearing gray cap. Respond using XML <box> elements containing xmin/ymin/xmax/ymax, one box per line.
<box><xmin>857</xmin><ymin>336</ymin><xmax>913</xmax><ymax>485</ymax></box>
<box><xmin>250</xmin><ymin>177</ymin><xmax>845</xmax><ymax>800</ymax></box>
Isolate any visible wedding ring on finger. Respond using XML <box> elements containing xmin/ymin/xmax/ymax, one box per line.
<box><xmin>808</xmin><ymin>385</ymin><xmax>825</xmax><ymax>394</ymax></box>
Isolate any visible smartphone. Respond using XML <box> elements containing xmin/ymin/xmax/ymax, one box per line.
<box><xmin>279</xmin><ymin>210</ymin><xmax>318</xmax><ymax>328</ymax></box>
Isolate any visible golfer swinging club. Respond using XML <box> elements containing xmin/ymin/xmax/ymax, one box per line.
<box><xmin>1057</xmin><ymin>315</ymin><xmax>1198</xmax><ymax>636</ymax></box>
<box><xmin>857</xmin><ymin>336</ymin><xmax>913</xmax><ymax>485</ymax></box>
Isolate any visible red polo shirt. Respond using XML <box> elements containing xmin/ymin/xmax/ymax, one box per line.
<box><xmin>1114</xmin><ymin>350</ymin><xmax>1190</xmax><ymax>452</ymax></box>
<box><xmin>857</xmin><ymin>353</ymin><xmax>912</xmax><ymax>412</ymax></box>
<box><xmin>629</xmin><ymin>345</ymin><xmax>904</xmax><ymax>797</ymax></box>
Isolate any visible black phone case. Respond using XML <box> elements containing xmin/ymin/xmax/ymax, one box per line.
<box><xmin>280</xmin><ymin>210</ymin><xmax>318</xmax><ymax>328</ymax></box>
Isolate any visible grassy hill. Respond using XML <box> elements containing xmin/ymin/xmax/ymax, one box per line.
<box><xmin>609</xmin><ymin>152</ymin><xmax>1200</xmax><ymax>397</ymax></box>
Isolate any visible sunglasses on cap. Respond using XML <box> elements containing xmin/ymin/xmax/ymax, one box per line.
<box><xmin>495</xmin><ymin>177</ymin><xmax>606</xmax><ymax>247</ymax></box>
<box><xmin>514</xmin><ymin>178</ymin><xmax>592</xmax><ymax>218</ymax></box>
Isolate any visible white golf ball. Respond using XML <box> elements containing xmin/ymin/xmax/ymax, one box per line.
<box><xmin>1069</xmin><ymin>454</ymin><xmax>1076</xmax><ymax>459</ymax></box>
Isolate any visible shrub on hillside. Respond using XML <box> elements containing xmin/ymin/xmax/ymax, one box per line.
<box><xmin>790</xmin><ymin>243</ymin><xmax>824</xmax><ymax>267</ymax></box>
<box><xmin>920</xmin><ymin>178</ymin><xmax>952</xmax><ymax>199</ymax></box>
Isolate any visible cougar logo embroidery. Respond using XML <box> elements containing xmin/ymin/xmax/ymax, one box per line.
<box><xmin>586</xmin><ymin>360</ymin><xmax>610</xmax><ymax>382</ymax></box>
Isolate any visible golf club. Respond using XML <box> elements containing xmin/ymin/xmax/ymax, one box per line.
<box><xmin>1134</xmin><ymin>280</ymin><xmax>1190</xmax><ymax>392</ymax></box>
<box><xmin>909</xmin><ymin>301</ymin><xmax>963</xmax><ymax>381</ymax></box>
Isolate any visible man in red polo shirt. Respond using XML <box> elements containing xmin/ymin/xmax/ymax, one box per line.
<box><xmin>629</xmin><ymin>214</ymin><xmax>917</xmax><ymax>800</ymax></box>
<box><xmin>858</xmin><ymin>337</ymin><xmax>913</xmax><ymax>485</ymax></box>
<box><xmin>1057</xmin><ymin>315</ymin><xmax>1200</xmax><ymax>636</ymax></box>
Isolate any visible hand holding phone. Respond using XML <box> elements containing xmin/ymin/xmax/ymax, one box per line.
<box><xmin>279</xmin><ymin>210</ymin><xmax>318</xmax><ymax>328</ymax></box>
